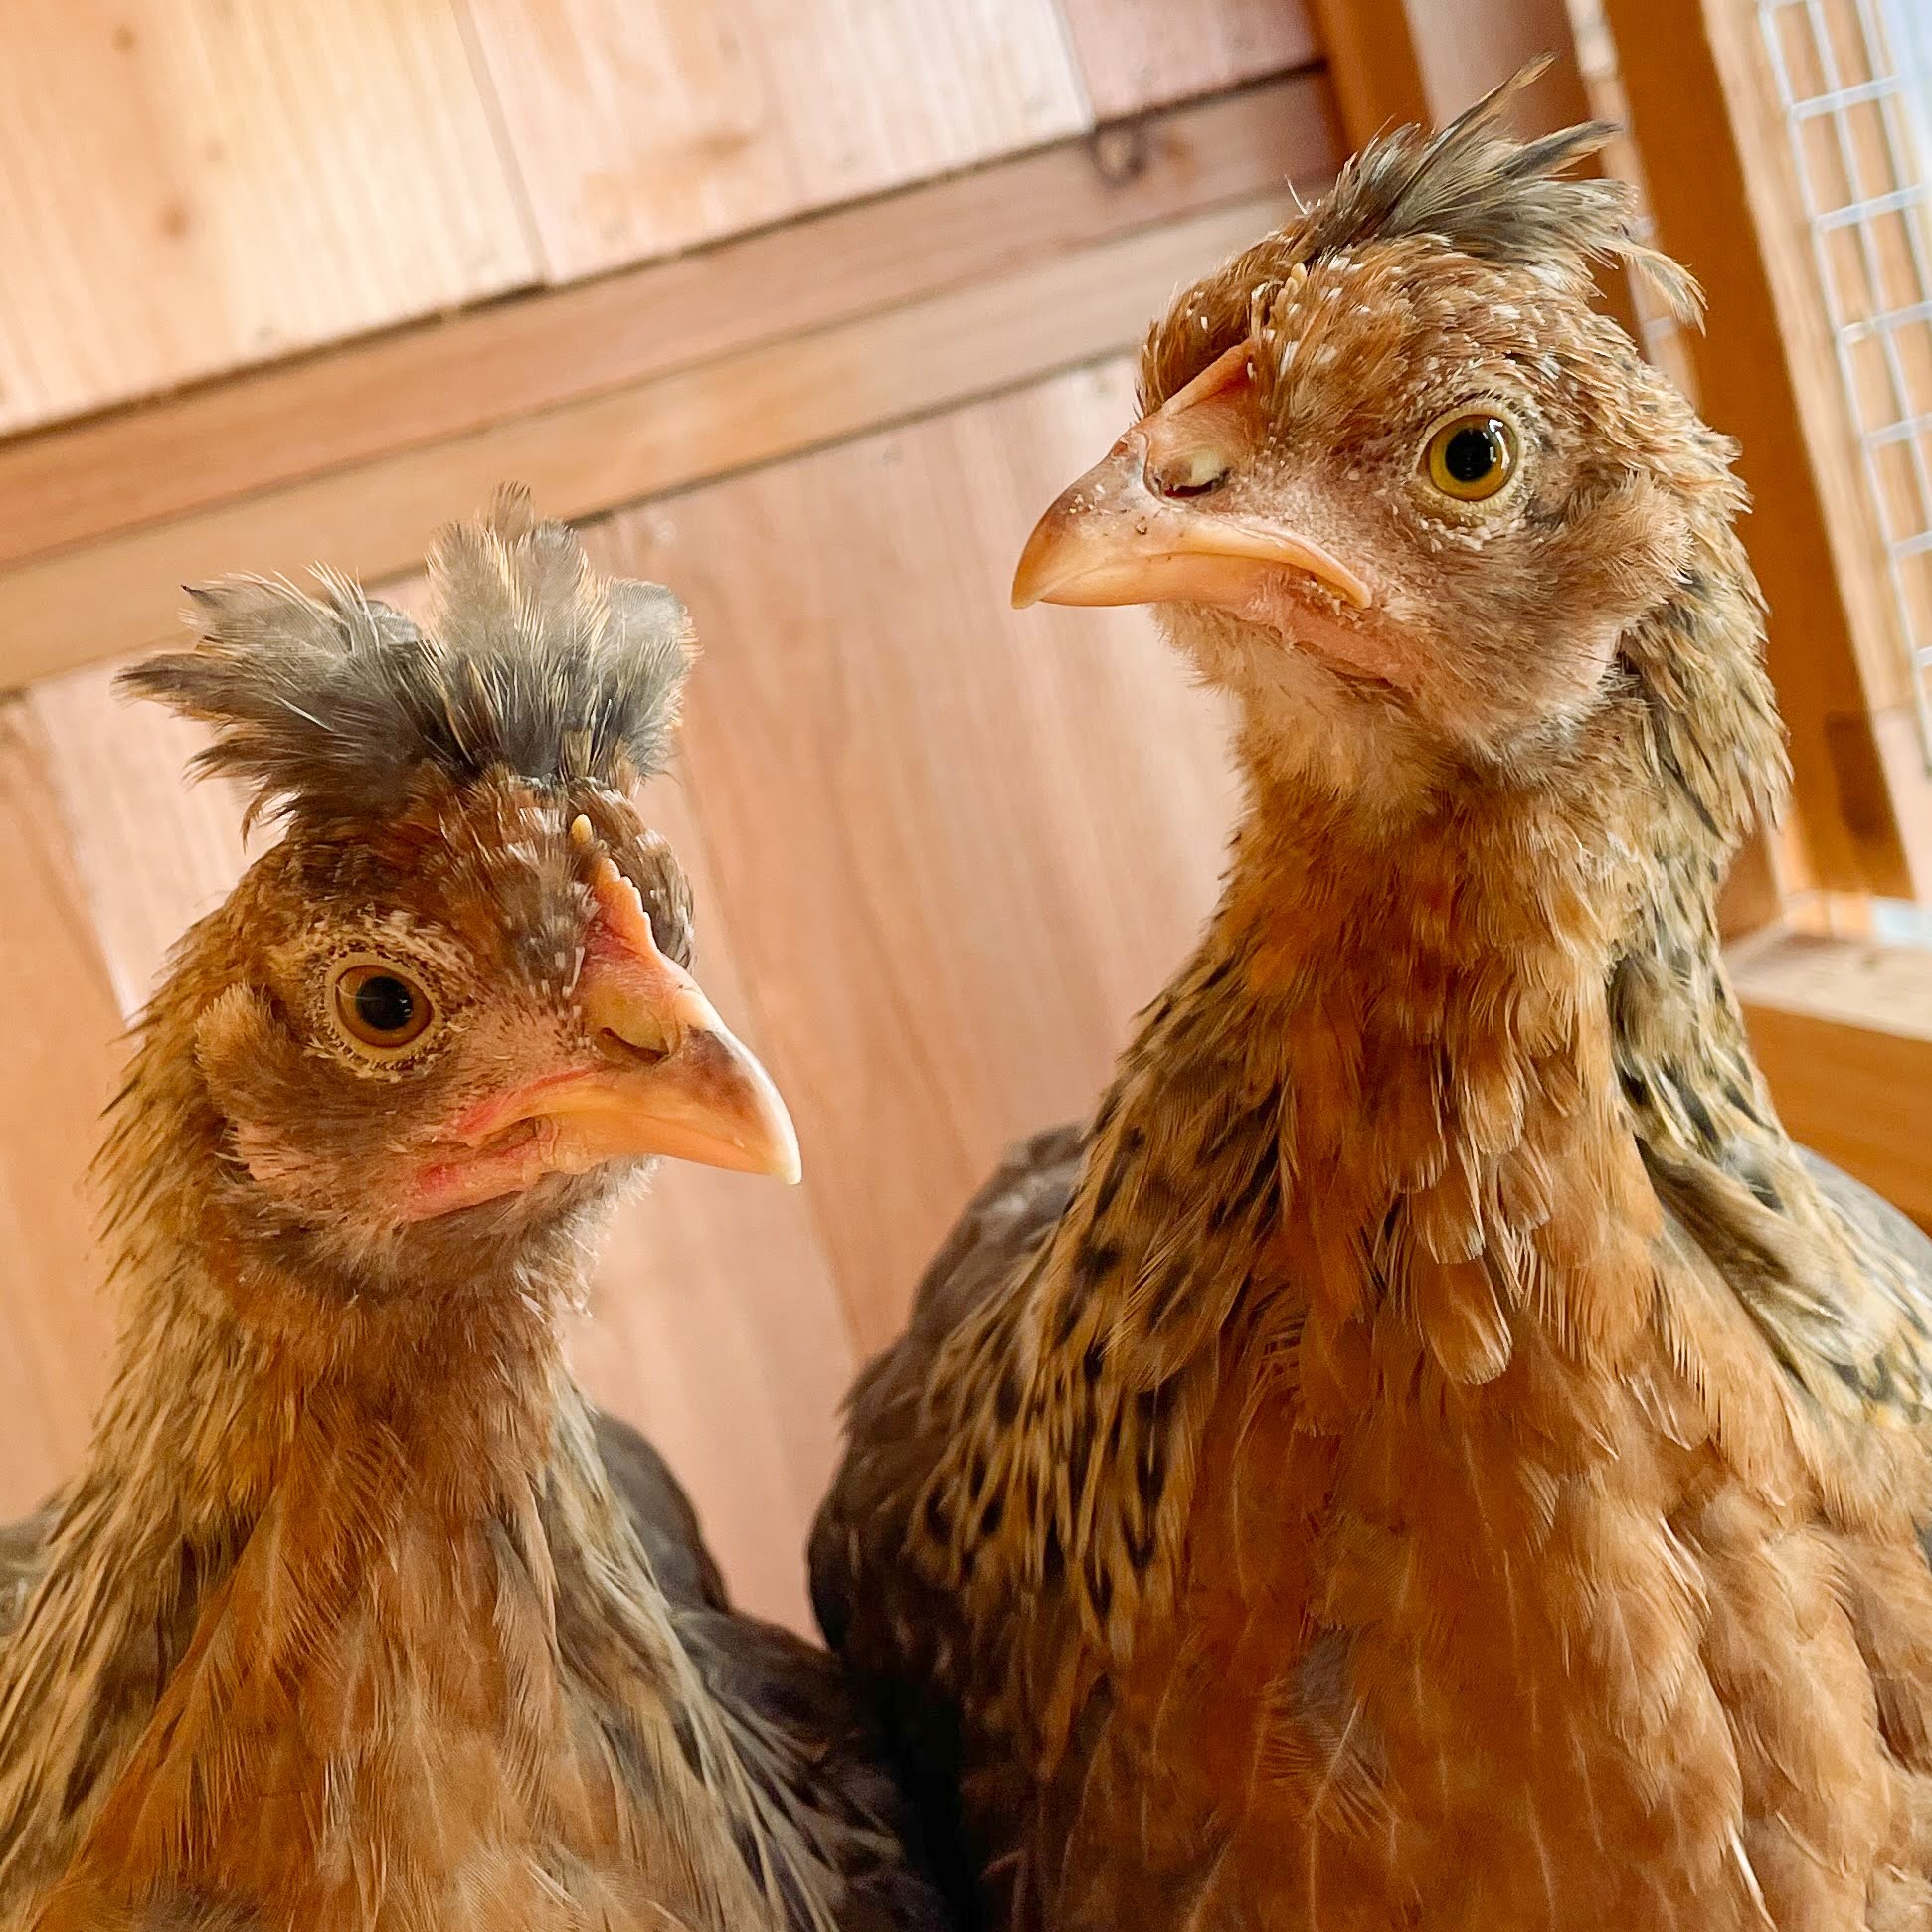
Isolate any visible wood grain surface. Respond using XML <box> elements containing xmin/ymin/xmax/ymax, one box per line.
<box><xmin>595</xmin><ymin>361</ymin><xmax>1237</xmax><ymax>1347</ymax></box>
<box><xmin>0</xmin><ymin>0</ymin><xmax>1312</xmax><ymax>1624</ymax></box>
<box><xmin>465</xmin><ymin>0</ymin><xmax>1087</xmax><ymax>277</ymax></box>
<box><xmin>0</xmin><ymin>0</ymin><xmax>533</xmax><ymax>434</ymax></box>
<box><xmin>0</xmin><ymin>79</ymin><xmax>1331</xmax><ymax>575</ymax></box>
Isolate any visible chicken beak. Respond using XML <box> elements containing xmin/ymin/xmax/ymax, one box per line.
<box><xmin>457</xmin><ymin>858</ymin><xmax>801</xmax><ymax>1189</ymax></box>
<box><xmin>564</xmin><ymin>954</ymin><xmax>803</xmax><ymax>1186</ymax></box>
<box><xmin>1011</xmin><ymin>435</ymin><xmax>1371</xmax><ymax>614</ymax></box>
<box><xmin>1010</xmin><ymin>341</ymin><xmax>1371</xmax><ymax>615</ymax></box>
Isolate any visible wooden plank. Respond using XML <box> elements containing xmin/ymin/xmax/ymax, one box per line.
<box><xmin>0</xmin><ymin>192</ymin><xmax>1303</xmax><ymax>690</ymax></box>
<box><xmin>28</xmin><ymin>642</ymin><xmax>851</xmax><ymax>1628</ymax></box>
<box><xmin>1872</xmin><ymin>700</ymin><xmax>1932</xmax><ymax>898</ymax></box>
<box><xmin>602</xmin><ymin>362</ymin><xmax>1238</xmax><ymax>1350</ymax></box>
<box><xmin>1734</xmin><ymin>928</ymin><xmax>1932</xmax><ymax>1034</ymax></box>
<box><xmin>0</xmin><ymin>78</ymin><xmax>1336</xmax><ymax>574</ymax></box>
<box><xmin>29</xmin><ymin>669</ymin><xmax>256</xmax><ymax>1016</ymax></box>
<box><xmin>0</xmin><ymin>703</ymin><xmax>126</xmax><ymax>1517</ymax></box>
<box><xmin>1304</xmin><ymin>0</ymin><xmax>1593</xmax><ymax>147</ymax></box>
<box><xmin>463</xmin><ymin>0</ymin><xmax>1087</xmax><ymax>281</ymax></box>
<box><xmin>1055</xmin><ymin>0</ymin><xmax>1318</xmax><ymax>120</ymax></box>
<box><xmin>0</xmin><ymin>0</ymin><xmax>534</xmax><ymax>437</ymax></box>
<box><xmin>1299</xmin><ymin>0</ymin><xmax>1429</xmax><ymax>143</ymax></box>
<box><xmin>1732</xmin><ymin>931</ymin><xmax>1932</xmax><ymax>1228</ymax></box>
<box><xmin>1604</xmin><ymin>0</ymin><xmax>1919</xmax><ymax>898</ymax></box>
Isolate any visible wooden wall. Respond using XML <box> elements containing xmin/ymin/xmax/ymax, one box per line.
<box><xmin>0</xmin><ymin>1</ymin><xmax>1316</xmax><ymax>439</ymax></box>
<box><xmin>0</xmin><ymin>4</ymin><xmax>1338</xmax><ymax>1627</ymax></box>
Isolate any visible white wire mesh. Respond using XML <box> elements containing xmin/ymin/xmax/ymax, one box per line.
<box><xmin>1761</xmin><ymin>0</ymin><xmax>1932</xmax><ymax>763</ymax></box>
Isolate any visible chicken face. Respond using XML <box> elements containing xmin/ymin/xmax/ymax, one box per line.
<box><xmin>1017</xmin><ymin>242</ymin><xmax>1702</xmax><ymax>792</ymax></box>
<box><xmin>1012</xmin><ymin>88</ymin><xmax>1748</xmax><ymax>817</ymax></box>
<box><xmin>120</xmin><ymin>486</ymin><xmax>801</xmax><ymax>1281</ymax></box>
<box><xmin>188</xmin><ymin>779</ymin><xmax>797</xmax><ymax>1247</ymax></box>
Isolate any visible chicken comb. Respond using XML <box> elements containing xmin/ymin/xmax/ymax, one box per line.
<box><xmin>1144</xmin><ymin>62</ymin><xmax>1702</xmax><ymax>409</ymax></box>
<box><xmin>120</xmin><ymin>485</ymin><xmax>697</xmax><ymax>829</ymax></box>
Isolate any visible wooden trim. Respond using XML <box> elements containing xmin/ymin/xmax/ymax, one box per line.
<box><xmin>1603</xmin><ymin>0</ymin><xmax>1921</xmax><ymax>900</ymax></box>
<box><xmin>1731</xmin><ymin>931</ymin><xmax>1932</xmax><ymax>1228</ymax></box>
<box><xmin>1302</xmin><ymin>0</ymin><xmax>1429</xmax><ymax>144</ymax></box>
<box><xmin>1307</xmin><ymin>0</ymin><xmax>1594</xmax><ymax>147</ymax></box>
<box><xmin>0</xmin><ymin>193</ymin><xmax>1301</xmax><ymax>688</ymax></box>
<box><xmin>0</xmin><ymin>77</ymin><xmax>1333</xmax><ymax>577</ymax></box>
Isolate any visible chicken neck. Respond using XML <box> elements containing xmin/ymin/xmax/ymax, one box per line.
<box><xmin>932</xmin><ymin>728</ymin><xmax>1782</xmax><ymax>1678</ymax></box>
<box><xmin>0</xmin><ymin>1055</ymin><xmax>674</xmax><ymax>1916</ymax></box>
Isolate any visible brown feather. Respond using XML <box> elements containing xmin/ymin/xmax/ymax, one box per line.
<box><xmin>0</xmin><ymin>498</ymin><xmax>944</xmax><ymax>1932</ymax></box>
<box><xmin>814</xmin><ymin>80</ymin><xmax>1932</xmax><ymax>1930</ymax></box>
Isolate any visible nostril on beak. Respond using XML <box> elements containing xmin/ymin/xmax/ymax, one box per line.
<box><xmin>594</xmin><ymin>1027</ymin><xmax>670</xmax><ymax>1070</ymax></box>
<box><xmin>1149</xmin><ymin>452</ymin><xmax>1232</xmax><ymax>501</ymax></box>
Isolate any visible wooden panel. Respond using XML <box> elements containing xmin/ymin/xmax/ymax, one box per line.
<box><xmin>1306</xmin><ymin>0</ymin><xmax>1593</xmax><ymax>146</ymax></box>
<box><xmin>0</xmin><ymin>705</ymin><xmax>126</xmax><ymax>1517</ymax></box>
<box><xmin>1302</xmin><ymin>0</ymin><xmax>1429</xmax><ymax>145</ymax></box>
<box><xmin>0</xmin><ymin>193</ymin><xmax>1302</xmax><ymax>689</ymax></box>
<box><xmin>1732</xmin><ymin>931</ymin><xmax>1932</xmax><ymax>1229</ymax></box>
<box><xmin>0</xmin><ymin>0</ymin><xmax>534</xmax><ymax>436</ymax></box>
<box><xmin>600</xmin><ymin>362</ymin><xmax>1238</xmax><ymax>1349</ymax></box>
<box><xmin>1873</xmin><ymin>701</ymin><xmax>1932</xmax><ymax>898</ymax></box>
<box><xmin>0</xmin><ymin>79</ymin><xmax>1335</xmax><ymax>574</ymax></box>
<box><xmin>1056</xmin><ymin>0</ymin><xmax>1318</xmax><ymax>119</ymax></box>
<box><xmin>25</xmin><ymin>646</ymin><xmax>852</xmax><ymax>1630</ymax></box>
<box><xmin>570</xmin><ymin>771</ymin><xmax>855</xmax><ymax>1633</ymax></box>
<box><xmin>29</xmin><ymin>669</ymin><xmax>255</xmax><ymax>1016</ymax></box>
<box><xmin>1605</xmin><ymin>0</ymin><xmax>1919</xmax><ymax>898</ymax></box>
<box><xmin>464</xmin><ymin>0</ymin><xmax>1086</xmax><ymax>280</ymax></box>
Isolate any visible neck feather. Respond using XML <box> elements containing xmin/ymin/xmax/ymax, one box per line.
<box><xmin>83</xmin><ymin>998</ymin><xmax>612</xmax><ymax>1527</ymax></box>
<box><xmin>1112</xmin><ymin>770</ymin><xmax>1670</xmax><ymax>1383</ymax></box>
<box><xmin>923</xmin><ymin>764</ymin><xmax>1714</xmax><ymax>1672</ymax></box>
<box><xmin>0</xmin><ymin>1063</ymin><xmax>631</xmax><ymax>1914</ymax></box>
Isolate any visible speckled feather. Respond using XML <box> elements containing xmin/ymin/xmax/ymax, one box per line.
<box><xmin>0</xmin><ymin>496</ymin><xmax>946</xmax><ymax>1932</ymax></box>
<box><xmin>813</xmin><ymin>83</ymin><xmax>1932</xmax><ymax>1931</ymax></box>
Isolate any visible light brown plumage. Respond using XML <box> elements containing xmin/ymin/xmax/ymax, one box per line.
<box><xmin>812</xmin><ymin>82</ymin><xmax>1932</xmax><ymax>1929</ymax></box>
<box><xmin>0</xmin><ymin>492</ymin><xmax>945</xmax><ymax>1932</ymax></box>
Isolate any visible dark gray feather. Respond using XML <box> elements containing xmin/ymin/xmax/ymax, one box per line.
<box><xmin>1297</xmin><ymin>63</ymin><xmax>1702</xmax><ymax>322</ymax></box>
<box><xmin>120</xmin><ymin>485</ymin><xmax>696</xmax><ymax>827</ymax></box>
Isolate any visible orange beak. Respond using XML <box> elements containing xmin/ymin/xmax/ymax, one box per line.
<box><xmin>1010</xmin><ymin>340</ymin><xmax>1371</xmax><ymax>615</ymax></box>
<box><xmin>425</xmin><ymin>857</ymin><xmax>800</xmax><ymax>1216</ymax></box>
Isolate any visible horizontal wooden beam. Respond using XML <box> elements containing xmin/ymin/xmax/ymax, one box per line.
<box><xmin>0</xmin><ymin>76</ymin><xmax>1333</xmax><ymax>578</ymax></box>
<box><xmin>1731</xmin><ymin>931</ymin><xmax>1932</xmax><ymax>1228</ymax></box>
<box><xmin>0</xmin><ymin>187</ymin><xmax>1302</xmax><ymax>689</ymax></box>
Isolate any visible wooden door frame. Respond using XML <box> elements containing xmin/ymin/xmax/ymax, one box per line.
<box><xmin>1305</xmin><ymin>0</ymin><xmax>1594</xmax><ymax>145</ymax></box>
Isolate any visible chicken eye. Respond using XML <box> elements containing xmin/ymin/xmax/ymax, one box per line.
<box><xmin>330</xmin><ymin>962</ymin><xmax>435</xmax><ymax>1054</ymax></box>
<box><xmin>1424</xmin><ymin>412</ymin><xmax>1518</xmax><ymax>502</ymax></box>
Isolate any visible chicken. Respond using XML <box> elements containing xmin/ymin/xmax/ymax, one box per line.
<box><xmin>0</xmin><ymin>489</ymin><xmax>947</xmax><ymax>1932</ymax></box>
<box><xmin>811</xmin><ymin>79</ymin><xmax>1932</xmax><ymax>1931</ymax></box>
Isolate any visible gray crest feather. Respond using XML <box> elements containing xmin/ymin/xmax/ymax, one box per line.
<box><xmin>120</xmin><ymin>485</ymin><xmax>697</xmax><ymax>826</ymax></box>
<box><xmin>1147</xmin><ymin>62</ymin><xmax>1700</xmax><ymax>414</ymax></box>
<box><xmin>1301</xmin><ymin>63</ymin><xmax>1702</xmax><ymax>322</ymax></box>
